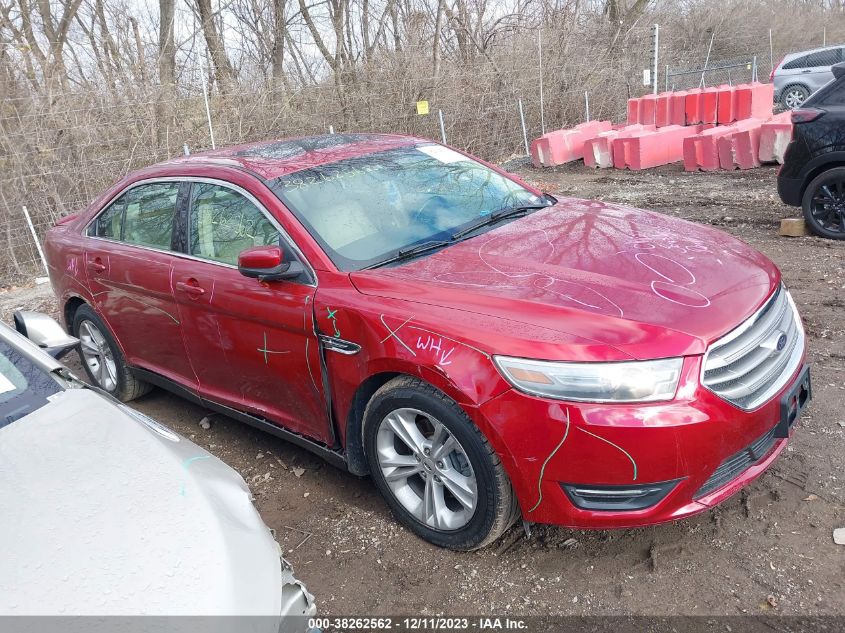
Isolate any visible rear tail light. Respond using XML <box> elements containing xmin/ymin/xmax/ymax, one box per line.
<box><xmin>791</xmin><ymin>108</ymin><xmax>824</xmax><ymax>123</ymax></box>
<box><xmin>770</xmin><ymin>57</ymin><xmax>784</xmax><ymax>82</ymax></box>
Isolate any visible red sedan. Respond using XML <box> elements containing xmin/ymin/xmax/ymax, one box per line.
<box><xmin>44</xmin><ymin>134</ymin><xmax>811</xmax><ymax>550</ymax></box>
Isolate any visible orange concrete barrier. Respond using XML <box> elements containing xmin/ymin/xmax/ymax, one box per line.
<box><xmin>758</xmin><ymin>112</ymin><xmax>793</xmax><ymax>164</ymax></box>
<box><xmin>699</xmin><ymin>88</ymin><xmax>719</xmax><ymax>125</ymax></box>
<box><xmin>530</xmin><ymin>121</ymin><xmax>614</xmax><ymax>167</ymax></box>
<box><xmin>655</xmin><ymin>92</ymin><xmax>673</xmax><ymax>127</ymax></box>
<box><xmin>735</xmin><ymin>83</ymin><xmax>775</xmax><ymax>121</ymax></box>
<box><xmin>718</xmin><ymin>124</ymin><xmax>764</xmax><ymax>170</ymax></box>
<box><xmin>627</xmin><ymin>99</ymin><xmax>640</xmax><ymax>126</ymax></box>
<box><xmin>717</xmin><ymin>85</ymin><xmax>737</xmax><ymax>125</ymax></box>
<box><xmin>619</xmin><ymin>125</ymin><xmax>705</xmax><ymax>170</ymax></box>
<box><xmin>584</xmin><ymin>125</ymin><xmax>656</xmax><ymax>168</ymax></box>
<box><xmin>671</xmin><ymin>91</ymin><xmax>688</xmax><ymax>126</ymax></box>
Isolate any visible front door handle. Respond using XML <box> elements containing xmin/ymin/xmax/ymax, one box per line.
<box><xmin>176</xmin><ymin>280</ymin><xmax>206</xmax><ymax>297</ymax></box>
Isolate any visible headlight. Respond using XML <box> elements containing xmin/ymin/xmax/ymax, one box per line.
<box><xmin>493</xmin><ymin>356</ymin><xmax>683</xmax><ymax>403</ymax></box>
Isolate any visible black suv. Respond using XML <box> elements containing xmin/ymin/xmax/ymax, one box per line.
<box><xmin>778</xmin><ymin>61</ymin><xmax>845</xmax><ymax>239</ymax></box>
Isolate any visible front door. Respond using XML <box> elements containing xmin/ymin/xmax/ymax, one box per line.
<box><xmin>170</xmin><ymin>180</ymin><xmax>330</xmax><ymax>443</ymax></box>
<box><xmin>84</xmin><ymin>180</ymin><xmax>198</xmax><ymax>387</ymax></box>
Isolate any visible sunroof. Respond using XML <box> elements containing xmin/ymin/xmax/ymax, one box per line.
<box><xmin>235</xmin><ymin>134</ymin><xmax>386</xmax><ymax>160</ymax></box>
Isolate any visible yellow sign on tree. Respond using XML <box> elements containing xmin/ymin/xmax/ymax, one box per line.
<box><xmin>416</xmin><ymin>100</ymin><xmax>430</xmax><ymax>115</ymax></box>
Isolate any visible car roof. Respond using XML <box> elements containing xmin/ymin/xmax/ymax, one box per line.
<box><xmin>153</xmin><ymin>132</ymin><xmax>425</xmax><ymax>181</ymax></box>
<box><xmin>783</xmin><ymin>43</ymin><xmax>844</xmax><ymax>61</ymax></box>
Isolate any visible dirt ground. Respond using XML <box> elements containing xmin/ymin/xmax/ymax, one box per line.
<box><xmin>2</xmin><ymin>164</ymin><xmax>843</xmax><ymax>618</ymax></box>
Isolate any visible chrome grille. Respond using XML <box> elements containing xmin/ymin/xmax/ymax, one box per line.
<box><xmin>702</xmin><ymin>285</ymin><xmax>804</xmax><ymax>410</ymax></box>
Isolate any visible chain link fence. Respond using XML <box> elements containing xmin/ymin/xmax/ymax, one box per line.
<box><xmin>1</xmin><ymin>20</ymin><xmax>842</xmax><ymax>286</ymax></box>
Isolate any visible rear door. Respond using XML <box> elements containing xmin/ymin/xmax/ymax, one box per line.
<box><xmin>169</xmin><ymin>180</ymin><xmax>331</xmax><ymax>443</ymax></box>
<box><xmin>83</xmin><ymin>180</ymin><xmax>198</xmax><ymax>387</ymax></box>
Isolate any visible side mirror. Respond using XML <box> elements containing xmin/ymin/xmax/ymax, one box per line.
<box><xmin>237</xmin><ymin>246</ymin><xmax>304</xmax><ymax>282</ymax></box>
<box><xmin>13</xmin><ymin>310</ymin><xmax>79</xmax><ymax>359</ymax></box>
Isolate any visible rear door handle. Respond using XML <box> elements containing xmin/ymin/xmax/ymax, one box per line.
<box><xmin>87</xmin><ymin>258</ymin><xmax>106</xmax><ymax>273</ymax></box>
<box><xmin>176</xmin><ymin>280</ymin><xmax>206</xmax><ymax>296</ymax></box>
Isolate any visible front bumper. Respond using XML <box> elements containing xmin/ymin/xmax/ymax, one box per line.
<box><xmin>477</xmin><ymin>356</ymin><xmax>806</xmax><ymax>528</ymax></box>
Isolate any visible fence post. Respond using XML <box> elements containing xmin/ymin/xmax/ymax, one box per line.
<box><xmin>538</xmin><ymin>31</ymin><xmax>545</xmax><ymax>135</ymax></box>
<box><xmin>752</xmin><ymin>56</ymin><xmax>758</xmax><ymax>82</ymax></box>
<box><xmin>329</xmin><ymin>125</ymin><xmax>335</xmax><ymax>134</ymax></box>
<box><xmin>438</xmin><ymin>109</ymin><xmax>447</xmax><ymax>145</ymax></box>
<box><xmin>584</xmin><ymin>92</ymin><xmax>590</xmax><ymax>122</ymax></box>
<box><xmin>700</xmin><ymin>32</ymin><xmax>715</xmax><ymax>88</ymax></box>
<box><xmin>665</xmin><ymin>65</ymin><xmax>669</xmax><ymax>92</ymax></box>
<box><xmin>652</xmin><ymin>24</ymin><xmax>659</xmax><ymax>95</ymax></box>
<box><xmin>22</xmin><ymin>206</ymin><xmax>49</xmax><ymax>278</ymax></box>
<box><xmin>183</xmin><ymin>143</ymin><xmax>190</xmax><ymax>156</ymax></box>
<box><xmin>769</xmin><ymin>29</ymin><xmax>774</xmax><ymax>75</ymax></box>
<box><xmin>198</xmin><ymin>62</ymin><xmax>216</xmax><ymax>150</ymax></box>
<box><xmin>517</xmin><ymin>99</ymin><xmax>529</xmax><ymax>155</ymax></box>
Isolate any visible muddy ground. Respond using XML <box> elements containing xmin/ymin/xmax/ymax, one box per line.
<box><xmin>1</xmin><ymin>164</ymin><xmax>843</xmax><ymax>617</ymax></box>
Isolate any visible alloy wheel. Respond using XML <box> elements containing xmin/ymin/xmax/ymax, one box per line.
<box><xmin>784</xmin><ymin>88</ymin><xmax>807</xmax><ymax>109</ymax></box>
<box><xmin>810</xmin><ymin>179</ymin><xmax>845</xmax><ymax>235</ymax></box>
<box><xmin>375</xmin><ymin>407</ymin><xmax>477</xmax><ymax>531</ymax></box>
<box><xmin>78</xmin><ymin>320</ymin><xmax>118</xmax><ymax>392</ymax></box>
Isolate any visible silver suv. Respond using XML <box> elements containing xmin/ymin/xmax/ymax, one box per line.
<box><xmin>773</xmin><ymin>44</ymin><xmax>844</xmax><ymax>108</ymax></box>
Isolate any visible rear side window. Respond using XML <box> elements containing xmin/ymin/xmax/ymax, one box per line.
<box><xmin>783</xmin><ymin>48</ymin><xmax>842</xmax><ymax>70</ymax></box>
<box><xmin>88</xmin><ymin>182</ymin><xmax>180</xmax><ymax>250</ymax></box>
<box><xmin>188</xmin><ymin>183</ymin><xmax>281</xmax><ymax>266</ymax></box>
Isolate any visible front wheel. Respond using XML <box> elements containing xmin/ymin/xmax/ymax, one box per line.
<box><xmin>363</xmin><ymin>376</ymin><xmax>519</xmax><ymax>550</ymax></box>
<box><xmin>802</xmin><ymin>167</ymin><xmax>845</xmax><ymax>240</ymax></box>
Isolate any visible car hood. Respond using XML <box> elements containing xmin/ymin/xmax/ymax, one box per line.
<box><xmin>0</xmin><ymin>389</ymin><xmax>284</xmax><ymax>616</ymax></box>
<box><xmin>351</xmin><ymin>198</ymin><xmax>779</xmax><ymax>359</ymax></box>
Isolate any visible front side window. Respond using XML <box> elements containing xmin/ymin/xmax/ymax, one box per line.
<box><xmin>270</xmin><ymin>144</ymin><xmax>544</xmax><ymax>271</ymax></box>
<box><xmin>188</xmin><ymin>183</ymin><xmax>282</xmax><ymax>266</ymax></box>
<box><xmin>89</xmin><ymin>182</ymin><xmax>179</xmax><ymax>251</ymax></box>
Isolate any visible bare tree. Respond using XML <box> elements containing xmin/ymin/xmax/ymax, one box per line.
<box><xmin>195</xmin><ymin>0</ymin><xmax>235</xmax><ymax>89</ymax></box>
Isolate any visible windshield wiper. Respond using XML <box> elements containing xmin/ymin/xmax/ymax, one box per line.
<box><xmin>364</xmin><ymin>200</ymin><xmax>553</xmax><ymax>270</ymax></box>
<box><xmin>451</xmin><ymin>203</ymin><xmax>551</xmax><ymax>240</ymax></box>
<box><xmin>363</xmin><ymin>240</ymin><xmax>453</xmax><ymax>270</ymax></box>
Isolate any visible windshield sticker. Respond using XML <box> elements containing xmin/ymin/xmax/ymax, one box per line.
<box><xmin>417</xmin><ymin>145</ymin><xmax>469</xmax><ymax>164</ymax></box>
<box><xmin>0</xmin><ymin>373</ymin><xmax>16</xmax><ymax>394</ymax></box>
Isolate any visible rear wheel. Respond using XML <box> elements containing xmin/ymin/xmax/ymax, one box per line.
<box><xmin>781</xmin><ymin>84</ymin><xmax>810</xmax><ymax>109</ymax></box>
<box><xmin>363</xmin><ymin>376</ymin><xmax>519</xmax><ymax>550</ymax></box>
<box><xmin>802</xmin><ymin>167</ymin><xmax>845</xmax><ymax>240</ymax></box>
<box><xmin>72</xmin><ymin>304</ymin><xmax>152</xmax><ymax>401</ymax></box>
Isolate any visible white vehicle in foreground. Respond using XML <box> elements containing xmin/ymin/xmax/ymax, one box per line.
<box><xmin>0</xmin><ymin>312</ymin><xmax>315</xmax><ymax>628</ymax></box>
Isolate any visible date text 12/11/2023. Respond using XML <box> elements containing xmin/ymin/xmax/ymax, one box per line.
<box><xmin>307</xmin><ymin>616</ymin><xmax>529</xmax><ymax>631</ymax></box>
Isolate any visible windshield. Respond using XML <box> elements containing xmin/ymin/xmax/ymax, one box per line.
<box><xmin>270</xmin><ymin>144</ymin><xmax>546</xmax><ymax>270</ymax></box>
<box><xmin>0</xmin><ymin>340</ymin><xmax>63</xmax><ymax>430</ymax></box>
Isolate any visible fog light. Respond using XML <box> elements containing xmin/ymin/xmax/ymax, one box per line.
<box><xmin>561</xmin><ymin>479</ymin><xmax>680</xmax><ymax>511</ymax></box>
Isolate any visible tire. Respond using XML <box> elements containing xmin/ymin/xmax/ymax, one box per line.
<box><xmin>801</xmin><ymin>166</ymin><xmax>845</xmax><ymax>240</ymax></box>
<box><xmin>72</xmin><ymin>304</ymin><xmax>152</xmax><ymax>401</ymax></box>
<box><xmin>363</xmin><ymin>376</ymin><xmax>519</xmax><ymax>550</ymax></box>
<box><xmin>780</xmin><ymin>84</ymin><xmax>810</xmax><ymax>109</ymax></box>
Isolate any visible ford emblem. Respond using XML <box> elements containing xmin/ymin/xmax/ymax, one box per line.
<box><xmin>776</xmin><ymin>333</ymin><xmax>788</xmax><ymax>351</ymax></box>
